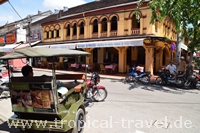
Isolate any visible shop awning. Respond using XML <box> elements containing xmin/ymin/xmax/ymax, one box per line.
<box><xmin>0</xmin><ymin>44</ymin><xmax>20</xmax><ymax>52</ymax></box>
<box><xmin>76</xmin><ymin>39</ymin><xmax>144</xmax><ymax>48</ymax></box>
<box><xmin>36</xmin><ymin>43</ymin><xmax>76</xmax><ymax>49</ymax></box>
<box><xmin>180</xmin><ymin>42</ymin><xmax>188</xmax><ymax>51</ymax></box>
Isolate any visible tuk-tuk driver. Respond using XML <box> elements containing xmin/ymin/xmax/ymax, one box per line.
<box><xmin>21</xmin><ymin>65</ymin><xmax>33</xmax><ymax>77</ymax></box>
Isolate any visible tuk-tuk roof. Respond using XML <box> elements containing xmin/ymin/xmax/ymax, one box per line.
<box><xmin>0</xmin><ymin>47</ymin><xmax>90</xmax><ymax>60</ymax></box>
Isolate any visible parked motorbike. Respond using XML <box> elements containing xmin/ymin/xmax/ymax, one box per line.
<box><xmin>155</xmin><ymin>69</ymin><xmax>185</xmax><ymax>87</ymax></box>
<box><xmin>85</xmin><ymin>72</ymin><xmax>107</xmax><ymax>102</ymax></box>
<box><xmin>124</xmin><ymin>66</ymin><xmax>151</xmax><ymax>84</ymax></box>
<box><xmin>184</xmin><ymin>72</ymin><xmax>200</xmax><ymax>89</ymax></box>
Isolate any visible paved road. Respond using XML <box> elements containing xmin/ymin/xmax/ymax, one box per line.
<box><xmin>0</xmin><ymin>70</ymin><xmax>200</xmax><ymax>133</ymax></box>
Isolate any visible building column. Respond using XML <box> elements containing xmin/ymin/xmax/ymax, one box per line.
<box><xmin>70</xmin><ymin>27</ymin><xmax>73</xmax><ymax>40</ymax></box>
<box><xmin>83</xmin><ymin>48</ymin><xmax>94</xmax><ymax>64</ymax></box>
<box><xmin>77</xmin><ymin>26</ymin><xmax>80</xmax><ymax>39</ymax></box>
<box><xmin>107</xmin><ymin>21</ymin><xmax>111</xmax><ymax>37</ymax></box>
<box><xmin>98</xmin><ymin>22</ymin><xmax>101</xmax><ymax>37</ymax></box>
<box><xmin>116</xmin><ymin>47</ymin><xmax>128</xmax><ymax>73</ymax></box>
<box><xmin>89</xmin><ymin>24</ymin><xmax>92</xmax><ymax>38</ymax></box>
<box><xmin>145</xmin><ymin>47</ymin><xmax>154</xmax><ymax>74</ymax></box>
<box><xmin>140</xmin><ymin>17</ymin><xmax>143</xmax><ymax>34</ymax></box>
<box><xmin>127</xmin><ymin>19</ymin><xmax>132</xmax><ymax>35</ymax></box>
<box><xmin>98</xmin><ymin>48</ymin><xmax>104</xmax><ymax>63</ymax></box>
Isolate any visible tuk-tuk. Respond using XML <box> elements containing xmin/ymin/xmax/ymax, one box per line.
<box><xmin>0</xmin><ymin>47</ymin><xmax>90</xmax><ymax>133</ymax></box>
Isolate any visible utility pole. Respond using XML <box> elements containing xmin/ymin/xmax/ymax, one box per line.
<box><xmin>176</xmin><ymin>32</ymin><xmax>181</xmax><ymax>63</ymax></box>
<box><xmin>27</xmin><ymin>15</ymin><xmax>32</xmax><ymax>66</ymax></box>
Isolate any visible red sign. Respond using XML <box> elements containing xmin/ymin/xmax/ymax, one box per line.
<box><xmin>6</xmin><ymin>31</ymin><xmax>16</xmax><ymax>44</ymax></box>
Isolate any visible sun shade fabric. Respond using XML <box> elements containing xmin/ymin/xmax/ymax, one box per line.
<box><xmin>0</xmin><ymin>47</ymin><xmax>90</xmax><ymax>60</ymax></box>
<box><xmin>76</xmin><ymin>39</ymin><xmax>144</xmax><ymax>48</ymax></box>
<box><xmin>0</xmin><ymin>44</ymin><xmax>20</xmax><ymax>52</ymax></box>
<box><xmin>35</xmin><ymin>43</ymin><xmax>76</xmax><ymax>49</ymax></box>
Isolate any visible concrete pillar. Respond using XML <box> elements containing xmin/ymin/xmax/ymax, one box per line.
<box><xmin>60</xmin><ymin>23</ymin><xmax>64</xmax><ymax>40</ymax></box>
<box><xmin>140</xmin><ymin>18</ymin><xmax>143</xmax><ymax>34</ymax></box>
<box><xmin>70</xmin><ymin>27</ymin><xmax>73</xmax><ymax>40</ymax></box>
<box><xmin>127</xmin><ymin>19</ymin><xmax>132</xmax><ymax>35</ymax></box>
<box><xmin>107</xmin><ymin>21</ymin><xmax>111</xmax><ymax>37</ymax></box>
<box><xmin>77</xmin><ymin>26</ymin><xmax>80</xmax><ymax>39</ymax></box>
<box><xmin>98</xmin><ymin>23</ymin><xmax>101</xmax><ymax>37</ymax></box>
<box><xmin>145</xmin><ymin>47</ymin><xmax>154</xmax><ymax>74</ymax></box>
<box><xmin>117</xmin><ymin>47</ymin><xmax>127</xmax><ymax>73</ymax></box>
<box><xmin>89</xmin><ymin>24</ymin><xmax>92</xmax><ymax>38</ymax></box>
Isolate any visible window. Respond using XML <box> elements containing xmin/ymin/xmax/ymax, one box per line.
<box><xmin>56</xmin><ymin>30</ymin><xmax>59</xmax><ymax>37</ymax></box>
<box><xmin>73</xmin><ymin>23</ymin><xmax>77</xmax><ymax>35</ymax></box>
<box><xmin>80</xmin><ymin>22</ymin><xmax>84</xmax><ymax>34</ymax></box>
<box><xmin>132</xmin><ymin>15</ymin><xmax>140</xmax><ymax>28</ymax></box>
<box><xmin>51</xmin><ymin>30</ymin><xmax>54</xmax><ymax>38</ymax></box>
<box><xmin>93</xmin><ymin>19</ymin><xmax>98</xmax><ymax>33</ymax></box>
<box><xmin>46</xmin><ymin>32</ymin><xmax>49</xmax><ymax>38</ymax></box>
<box><xmin>101</xmin><ymin>18</ymin><xmax>107</xmax><ymax>32</ymax></box>
<box><xmin>66</xmin><ymin>24</ymin><xmax>70</xmax><ymax>36</ymax></box>
<box><xmin>111</xmin><ymin>16</ymin><xmax>118</xmax><ymax>31</ymax></box>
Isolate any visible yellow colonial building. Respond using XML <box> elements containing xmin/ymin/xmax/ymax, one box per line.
<box><xmin>36</xmin><ymin>0</ymin><xmax>187</xmax><ymax>74</ymax></box>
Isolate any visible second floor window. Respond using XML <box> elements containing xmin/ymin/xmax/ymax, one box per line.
<box><xmin>56</xmin><ymin>30</ymin><xmax>59</xmax><ymax>37</ymax></box>
<box><xmin>66</xmin><ymin>24</ymin><xmax>70</xmax><ymax>36</ymax></box>
<box><xmin>132</xmin><ymin>15</ymin><xmax>140</xmax><ymax>28</ymax></box>
<box><xmin>102</xmin><ymin>18</ymin><xmax>107</xmax><ymax>32</ymax></box>
<box><xmin>80</xmin><ymin>22</ymin><xmax>84</xmax><ymax>35</ymax></box>
<box><xmin>73</xmin><ymin>23</ymin><xmax>77</xmax><ymax>35</ymax></box>
<box><xmin>46</xmin><ymin>32</ymin><xmax>49</xmax><ymax>38</ymax></box>
<box><xmin>51</xmin><ymin>30</ymin><xmax>54</xmax><ymax>38</ymax></box>
<box><xmin>111</xmin><ymin>16</ymin><xmax>118</xmax><ymax>31</ymax></box>
<box><xmin>93</xmin><ymin>19</ymin><xmax>98</xmax><ymax>33</ymax></box>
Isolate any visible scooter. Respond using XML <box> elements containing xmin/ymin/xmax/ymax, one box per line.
<box><xmin>124</xmin><ymin>66</ymin><xmax>151</xmax><ymax>84</ymax></box>
<box><xmin>85</xmin><ymin>72</ymin><xmax>107</xmax><ymax>102</ymax></box>
<box><xmin>155</xmin><ymin>69</ymin><xmax>185</xmax><ymax>87</ymax></box>
<box><xmin>184</xmin><ymin>72</ymin><xmax>200</xmax><ymax>89</ymax></box>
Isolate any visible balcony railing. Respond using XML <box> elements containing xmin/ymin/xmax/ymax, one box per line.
<box><xmin>72</xmin><ymin>35</ymin><xmax>77</xmax><ymax>40</ymax></box>
<box><xmin>110</xmin><ymin>31</ymin><xmax>117</xmax><ymax>36</ymax></box>
<box><xmin>101</xmin><ymin>31</ymin><xmax>107</xmax><ymax>37</ymax></box>
<box><xmin>132</xmin><ymin>28</ymin><xmax>140</xmax><ymax>34</ymax></box>
<box><xmin>79</xmin><ymin>34</ymin><xmax>84</xmax><ymax>39</ymax></box>
<box><xmin>92</xmin><ymin>32</ymin><xmax>98</xmax><ymax>38</ymax></box>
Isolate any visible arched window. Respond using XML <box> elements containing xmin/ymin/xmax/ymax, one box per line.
<box><xmin>73</xmin><ymin>23</ymin><xmax>77</xmax><ymax>35</ymax></box>
<box><xmin>101</xmin><ymin>18</ymin><xmax>107</xmax><ymax>32</ymax></box>
<box><xmin>80</xmin><ymin>22</ymin><xmax>84</xmax><ymax>35</ymax></box>
<box><xmin>93</xmin><ymin>19</ymin><xmax>98</xmax><ymax>33</ymax></box>
<box><xmin>55</xmin><ymin>25</ymin><xmax>60</xmax><ymax>38</ymax></box>
<box><xmin>111</xmin><ymin>16</ymin><xmax>118</xmax><ymax>31</ymax></box>
<box><xmin>132</xmin><ymin>15</ymin><xmax>140</xmax><ymax>28</ymax></box>
<box><xmin>45</xmin><ymin>27</ymin><xmax>50</xmax><ymax>39</ymax></box>
<box><xmin>50</xmin><ymin>26</ymin><xmax>54</xmax><ymax>38</ymax></box>
<box><xmin>66</xmin><ymin>24</ymin><xmax>70</xmax><ymax>36</ymax></box>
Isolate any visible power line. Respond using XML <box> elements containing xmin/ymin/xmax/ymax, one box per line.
<box><xmin>8</xmin><ymin>0</ymin><xmax>22</xmax><ymax>19</ymax></box>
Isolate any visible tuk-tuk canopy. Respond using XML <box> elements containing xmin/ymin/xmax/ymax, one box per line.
<box><xmin>0</xmin><ymin>47</ymin><xmax>90</xmax><ymax>60</ymax></box>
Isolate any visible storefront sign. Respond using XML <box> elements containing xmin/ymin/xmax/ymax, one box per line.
<box><xmin>5</xmin><ymin>31</ymin><xmax>16</xmax><ymax>44</ymax></box>
<box><xmin>27</xmin><ymin>29</ymin><xmax>41</xmax><ymax>42</ymax></box>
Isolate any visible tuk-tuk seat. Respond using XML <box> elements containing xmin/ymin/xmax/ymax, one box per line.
<box><xmin>11</xmin><ymin>76</ymin><xmax>52</xmax><ymax>82</ymax></box>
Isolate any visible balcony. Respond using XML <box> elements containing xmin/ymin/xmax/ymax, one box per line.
<box><xmin>72</xmin><ymin>35</ymin><xmax>77</xmax><ymax>40</ymax></box>
<box><xmin>110</xmin><ymin>30</ymin><xmax>117</xmax><ymax>36</ymax></box>
<box><xmin>132</xmin><ymin>28</ymin><xmax>140</xmax><ymax>35</ymax></box>
<box><xmin>79</xmin><ymin>34</ymin><xmax>84</xmax><ymax>39</ymax></box>
<box><xmin>101</xmin><ymin>31</ymin><xmax>107</xmax><ymax>37</ymax></box>
<box><xmin>92</xmin><ymin>32</ymin><xmax>98</xmax><ymax>38</ymax></box>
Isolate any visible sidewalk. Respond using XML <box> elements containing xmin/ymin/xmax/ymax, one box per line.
<box><xmin>33</xmin><ymin>68</ymin><xmax>158</xmax><ymax>82</ymax></box>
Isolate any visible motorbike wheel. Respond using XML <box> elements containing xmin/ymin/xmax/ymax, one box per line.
<box><xmin>176</xmin><ymin>78</ymin><xmax>185</xmax><ymax>88</ymax></box>
<box><xmin>124</xmin><ymin>76</ymin><xmax>131</xmax><ymax>83</ymax></box>
<box><xmin>140</xmin><ymin>75</ymin><xmax>150</xmax><ymax>85</ymax></box>
<box><xmin>93</xmin><ymin>88</ymin><xmax>107</xmax><ymax>102</ymax></box>
<box><xmin>155</xmin><ymin>77</ymin><xmax>163</xmax><ymax>85</ymax></box>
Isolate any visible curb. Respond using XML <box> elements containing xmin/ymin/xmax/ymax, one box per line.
<box><xmin>33</xmin><ymin>68</ymin><xmax>124</xmax><ymax>80</ymax></box>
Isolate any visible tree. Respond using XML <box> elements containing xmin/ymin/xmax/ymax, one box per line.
<box><xmin>135</xmin><ymin>0</ymin><xmax>200</xmax><ymax>67</ymax></box>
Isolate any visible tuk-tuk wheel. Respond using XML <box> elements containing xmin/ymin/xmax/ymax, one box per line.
<box><xmin>69</xmin><ymin>108</ymin><xmax>85</xmax><ymax>133</ymax></box>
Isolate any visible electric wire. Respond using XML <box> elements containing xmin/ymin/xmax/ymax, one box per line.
<box><xmin>7</xmin><ymin>0</ymin><xmax>22</xmax><ymax>19</ymax></box>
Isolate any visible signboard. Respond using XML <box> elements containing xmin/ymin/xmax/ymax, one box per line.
<box><xmin>6</xmin><ymin>31</ymin><xmax>16</xmax><ymax>44</ymax></box>
<box><xmin>26</xmin><ymin>29</ymin><xmax>41</xmax><ymax>42</ymax></box>
<box><xmin>9</xmin><ymin>82</ymin><xmax>56</xmax><ymax>113</ymax></box>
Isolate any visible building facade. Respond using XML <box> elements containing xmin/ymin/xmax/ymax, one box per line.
<box><xmin>38</xmin><ymin>0</ymin><xmax>187</xmax><ymax>74</ymax></box>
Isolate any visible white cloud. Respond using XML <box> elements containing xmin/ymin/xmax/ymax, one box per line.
<box><xmin>43</xmin><ymin>0</ymin><xmax>87</xmax><ymax>10</ymax></box>
<box><xmin>0</xmin><ymin>16</ymin><xmax>16</xmax><ymax>26</ymax></box>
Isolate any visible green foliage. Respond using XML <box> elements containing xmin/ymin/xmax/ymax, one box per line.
<box><xmin>134</xmin><ymin>0</ymin><xmax>200</xmax><ymax>52</ymax></box>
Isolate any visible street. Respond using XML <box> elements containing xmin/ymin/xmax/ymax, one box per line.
<box><xmin>0</xmin><ymin>70</ymin><xmax>200</xmax><ymax>133</ymax></box>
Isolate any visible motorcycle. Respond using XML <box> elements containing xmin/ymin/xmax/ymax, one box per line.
<box><xmin>184</xmin><ymin>72</ymin><xmax>200</xmax><ymax>89</ymax></box>
<box><xmin>85</xmin><ymin>72</ymin><xmax>107</xmax><ymax>102</ymax></box>
<box><xmin>155</xmin><ymin>69</ymin><xmax>185</xmax><ymax>87</ymax></box>
<box><xmin>124</xmin><ymin>66</ymin><xmax>151</xmax><ymax>84</ymax></box>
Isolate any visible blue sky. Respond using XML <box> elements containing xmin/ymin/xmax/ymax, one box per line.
<box><xmin>0</xmin><ymin>0</ymin><xmax>94</xmax><ymax>26</ymax></box>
